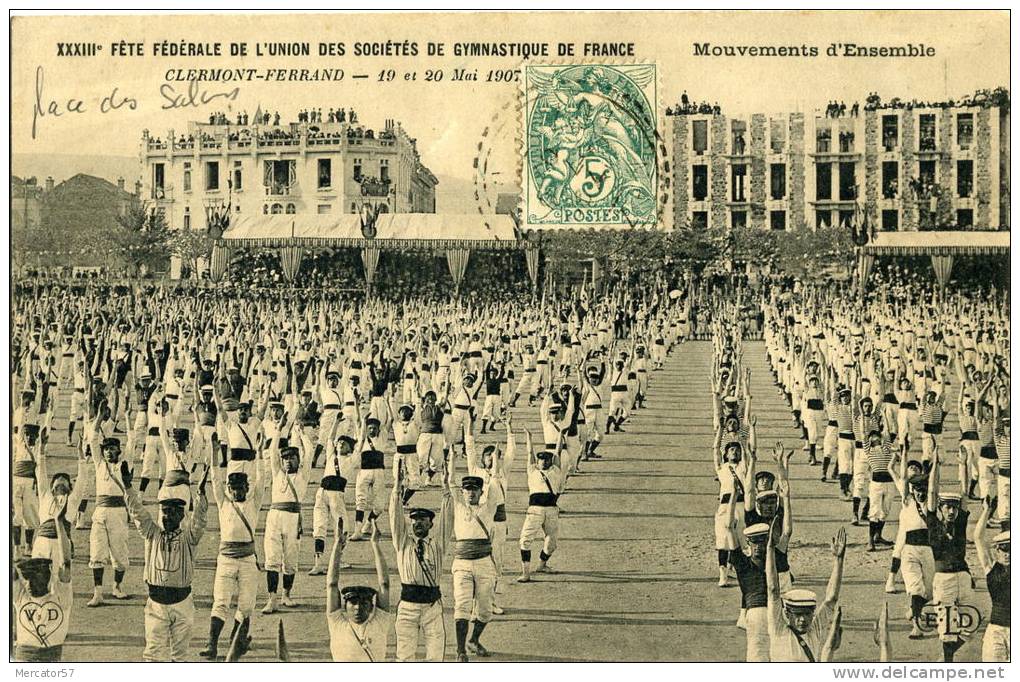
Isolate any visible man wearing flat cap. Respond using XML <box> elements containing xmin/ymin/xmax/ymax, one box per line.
<box><xmin>351</xmin><ymin>415</ymin><xmax>389</xmax><ymax>541</ymax></box>
<box><xmin>122</xmin><ymin>458</ymin><xmax>209</xmax><ymax>661</ymax></box>
<box><xmin>766</xmin><ymin>524</ymin><xmax>846</xmax><ymax>661</ymax></box>
<box><xmin>389</xmin><ymin>453</ymin><xmax>453</xmax><ymax>661</ymax></box>
<box><xmin>518</xmin><ymin>428</ymin><xmax>565</xmax><ymax>583</ymax></box>
<box><xmin>86</xmin><ymin>436</ymin><xmax>132</xmax><ymax>607</ymax></box>
<box><xmin>200</xmin><ymin>465</ymin><xmax>265</xmax><ymax>660</ymax></box>
<box><xmin>325</xmin><ymin>518</ymin><xmax>392</xmax><ymax>661</ymax></box>
<box><xmin>446</xmin><ymin>449</ymin><xmax>500</xmax><ymax>661</ymax></box>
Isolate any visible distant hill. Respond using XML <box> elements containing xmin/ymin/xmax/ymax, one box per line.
<box><xmin>13</xmin><ymin>153</ymin><xmax>141</xmax><ymax>186</ymax></box>
<box><xmin>13</xmin><ymin>154</ymin><xmax>519</xmax><ymax>215</ymax></box>
<box><xmin>435</xmin><ymin>174</ymin><xmax>518</xmax><ymax>214</ymax></box>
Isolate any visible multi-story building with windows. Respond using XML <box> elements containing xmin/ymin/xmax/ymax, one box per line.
<box><xmin>670</xmin><ymin>101</ymin><xmax>1008</xmax><ymax>232</ymax></box>
<box><xmin>140</xmin><ymin>117</ymin><xmax>438</xmax><ymax>232</ymax></box>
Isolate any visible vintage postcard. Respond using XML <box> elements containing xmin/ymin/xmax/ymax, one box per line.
<box><xmin>7</xmin><ymin>9</ymin><xmax>1012</xmax><ymax>671</ymax></box>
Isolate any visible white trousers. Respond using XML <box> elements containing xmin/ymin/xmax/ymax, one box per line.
<box><xmin>519</xmin><ymin>505</ymin><xmax>559</xmax><ymax>555</ymax></box>
<box><xmin>982</xmin><ymin>624</ymin><xmax>1010</xmax><ymax>662</ymax></box>
<box><xmin>264</xmin><ymin>509</ymin><xmax>299</xmax><ymax>574</ymax></box>
<box><xmin>395</xmin><ymin>600</ymin><xmax>446</xmax><ymax>661</ymax></box>
<box><xmin>144</xmin><ymin>595</ymin><xmax>195</xmax><ymax>662</ymax></box>
<box><xmin>89</xmin><ymin>506</ymin><xmax>130</xmax><ymax>571</ymax></box>
<box><xmin>451</xmin><ymin>557</ymin><xmax>495</xmax><ymax>623</ymax></box>
<box><xmin>313</xmin><ymin>487</ymin><xmax>349</xmax><ymax>539</ymax></box>
<box><xmin>211</xmin><ymin>554</ymin><xmax>259</xmax><ymax>622</ymax></box>
<box><xmin>355</xmin><ymin>469</ymin><xmax>386</xmax><ymax>515</ymax></box>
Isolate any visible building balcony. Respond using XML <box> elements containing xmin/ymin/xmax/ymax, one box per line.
<box><xmin>809</xmin><ymin>150</ymin><xmax>862</xmax><ymax>161</ymax></box>
<box><xmin>265</xmin><ymin>184</ymin><xmax>298</xmax><ymax>197</ymax></box>
<box><xmin>810</xmin><ymin>198</ymin><xmax>857</xmax><ymax>207</ymax></box>
<box><xmin>358</xmin><ymin>177</ymin><xmax>392</xmax><ymax>197</ymax></box>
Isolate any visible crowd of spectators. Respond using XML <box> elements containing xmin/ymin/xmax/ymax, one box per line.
<box><xmin>666</xmin><ymin>91</ymin><xmax>722</xmax><ymax>116</ymax></box>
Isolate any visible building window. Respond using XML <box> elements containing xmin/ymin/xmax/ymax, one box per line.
<box><xmin>957</xmin><ymin>208</ymin><xmax>973</xmax><ymax>228</ymax></box>
<box><xmin>838</xmin><ymin>162</ymin><xmax>857</xmax><ymax>201</ymax></box>
<box><xmin>731</xmin><ymin>164</ymin><xmax>747</xmax><ymax>202</ymax></box>
<box><xmin>770</xmin><ymin>119</ymin><xmax>786</xmax><ymax>154</ymax></box>
<box><xmin>838</xmin><ymin>210</ymin><xmax>854</xmax><ymax>229</ymax></box>
<box><xmin>770</xmin><ymin>163</ymin><xmax>786</xmax><ymax>200</ymax></box>
<box><xmin>317</xmin><ymin>204</ymin><xmax>332</xmax><ymax>214</ymax></box>
<box><xmin>153</xmin><ymin>163</ymin><xmax>165</xmax><ymax>198</ymax></box>
<box><xmin>882</xmin><ymin>115</ymin><xmax>898</xmax><ymax>151</ymax></box>
<box><xmin>731</xmin><ymin>210</ymin><xmax>747</xmax><ymax>229</ymax></box>
<box><xmin>815</xmin><ymin>163</ymin><xmax>832</xmax><ymax>201</ymax></box>
<box><xmin>351</xmin><ymin>202</ymin><xmax>358</xmax><ymax>213</ymax></box>
<box><xmin>882</xmin><ymin>209</ymin><xmax>899</xmax><ymax>231</ymax></box>
<box><xmin>731</xmin><ymin>120</ymin><xmax>747</xmax><ymax>155</ymax></box>
<box><xmin>816</xmin><ymin>125</ymin><xmax>831</xmax><ymax>153</ymax></box>
<box><xmin>183</xmin><ymin>162</ymin><xmax>191</xmax><ymax>193</ymax></box>
<box><xmin>692</xmin><ymin>120</ymin><xmax>708</xmax><ymax>155</ymax></box>
<box><xmin>692</xmin><ymin>165</ymin><xmax>708</xmax><ymax>201</ymax></box>
<box><xmin>838</xmin><ymin>130</ymin><xmax>855</xmax><ymax>153</ymax></box>
<box><xmin>956</xmin><ymin>113</ymin><xmax>974</xmax><ymax>150</ymax></box>
<box><xmin>183</xmin><ymin>207</ymin><xmax>191</xmax><ymax>230</ymax></box>
<box><xmin>353</xmin><ymin>158</ymin><xmax>363</xmax><ymax>182</ymax></box>
<box><xmin>770</xmin><ymin>210</ymin><xmax>786</xmax><ymax>231</ymax></box>
<box><xmin>957</xmin><ymin>160</ymin><xmax>973</xmax><ymax>198</ymax></box>
<box><xmin>264</xmin><ymin>160</ymin><xmax>295</xmax><ymax>195</ymax></box>
<box><xmin>205</xmin><ymin>161</ymin><xmax>220</xmax><ymax>191</ymax></box>
<box><xmin>919</xmin><ymin>114</ymin><xmax>937</xmax><ymax>151</ymax></box>
<box><xmin>919</xmin><ymin>160</ymin><xmax>936</xmax><ymax>188</ymax></box>
<box><xmin>285</xmin><ymin>203</ymin><xmax>296</xmax><ymax>214</ymax></box>
<box><xmin>233</xmin><ymin>161</ymin><xmax>243</xmax><ymax>192</ymax></box>
<box><xmin>271</xmin><ymin>203</ymin><xmax>283</xmax><ymax>214</ymax></box>
<box><xmin>692</xmin><ymin>211</ymin><xmax>708</xmax><ymax>230</ymax></box>
<box><xmin>318</xmin><ymin>159</ymin><xmax>332</xmax><ymax>189</ymax></box>
<box><xmin>815</xmin><ymin>210</ymin><xmax>830</xmax><ymax>229</ymax></box>
<box><xmin>882</xmin><ymin>161</ymin><xmax>898</xmax><ymax>198</ymax></box>
<box><xmin>380</xmin><ymin>159</ymin><xmax>390</xmax><ymax>183</ymax></box>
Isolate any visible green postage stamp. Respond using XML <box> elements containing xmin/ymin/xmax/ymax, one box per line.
<box><xmin>523</xmin><ymin>63</ymin><xmax>659</xmax><ymax>229</ymax></box>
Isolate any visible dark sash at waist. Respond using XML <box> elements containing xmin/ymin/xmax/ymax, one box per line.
<box><xmin>323</xmin><ymin>404</ymin><xmax>341</xmax><ymax>410</ymax></box>
<box><xmin>871</xmin><ymin>471</ymin><xmax>894</xmax><ymax>483</ymax></box>
<box><xmin>270</xmin><ymin>502</ymin><xmax>301</xmax><ymax>513</ymax></box>
<box><xmin>980</xmin><ymin>446</ymin><xmax>999</xmax><ymax>460</ymax></box>
<box><xmin>998</xmin><ymin>467</ymin><xmax>1010</xmax><ymax>477</ymax></box>
<box><xmin>806</xmin><ymin>399</ymin><xmax>824</xmax><ymax>410</ymax></box>
<box><xmin>361</xmin><ymin>450</ymin><xmax>385</xmax><ymax>469</ymax></box>
<box><xmin>883</xmin><ymin>393</ymin><xmax>897</xmax><ymax>404</ymax></box>
<box><xmin>923</xmin><ymin>423</ymin><xmax>943</xmax><ymax>435</ymax></box>
<box><xmin>827</xmin><ymin>420</ymin><xmax>838</xmax><ymax>427</ymax></box>
<box><xmin>36</xmin><ymin>518</ymin><xmax>72</xmax><ymax>539</ymax></box>
<box><xmin>838</xmin><ymin>432</ymin><xmax>854</xmax><ymax>440</ymax></box>
<box><xmin>905</xmin><ymin>529</ymin><xmax>930</xmax><ymax>546</ymax></box>
<box><xmin>13</xmin><ymin>460</ymin><xmax>36</xmax><ymax>478</ymax></box>
<box><xmin>219</xmin><ymin>540</ymin><xmax>256</xmax><ymax>558</ymax></box>
<box><xmin>148</xmin><ymin>584</ymin><xmax>191</xmax><ymax>605</ymax></box>
<box><xmin>586</xmin><ymin>403</ymin><xmax>603</xmax><ymax>410</ymax></box>
<box><xmin>147</xmin><ymin>427</ymin><xmax>160</xmax><ymax>436</ymax></box>
<box><xmin>529</xmin><ymin>492</ymin><xmax>559</xmax><ymax>507</ymax></box>
<box><xmin>611</xmin><ymin>384</ymin><xmax>628</xmax><ymax>392</ymax></box>
<box><xmin>961</xmin><ymin>431</ymin><xmax>978</xmax><ymax>440</ymax></box>
<box><xmin>230</xmin><ymin>447</ymin><xmax>256</xmax><ymax>461</ymax></box>
<box><xmin>494</xmin><ymin>504</ymin><xmax>507</xmax><ymax>522</ymax></box>
<box><xmin>396</xmin><ymin>444</ymin><xmax>416</xmax><ymax>454</ymax></box>
<box><xmin>400</xmin><ymin>583</ymin><xmax>441</xmax><ymax>604</ymax></box>
<box><xmin>900</xmin><ymin>402</ymin><xmax>917</xmax><ymax>410</ymax></box>
<box><xmin>97</xmin><ymin>495</ymin><xmax>126</xmax><ymax>508</ymax></box>
<box><xmin>320</xmin><ymin>475</ymin><xmax>347</xmax><ymax>492</ymax></box>
<box><xmin>165</xmin><ymin>394</ymin><xmax>179</xmax><ymax>400</ymax></box>
<box><xmin>454</xmin><ymin>539</ymin><xmax>492</xmax><ymax>560</ymax></box>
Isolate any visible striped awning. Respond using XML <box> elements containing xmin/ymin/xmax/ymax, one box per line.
<box><xmin>860</xmin><ymin>230</ymin><xmax>1009</xmax><ymax>256</ymax></box>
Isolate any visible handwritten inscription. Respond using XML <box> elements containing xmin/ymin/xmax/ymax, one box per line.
<box><xmin>159</xmin><ymin>80</ymin><xmax>240</xmax><ymax>110</ymax></box>
<box><xmin>30</xmin><ymin>65</ymin><xmax>240</xmax><ymax>140</ymax></box>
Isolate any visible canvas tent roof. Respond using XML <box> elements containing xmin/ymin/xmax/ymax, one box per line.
<box><xmin>219</xmin><ymin>213</ymin><xmax>521</xmax><ymax>249</ymax></box>
<box><xmin>862</xmin><ymin>230</ymin><xmax>1009</xmax><ymax>255</ymax></box>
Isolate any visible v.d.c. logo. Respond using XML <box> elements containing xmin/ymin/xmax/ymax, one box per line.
<box><xmin>19</xmin><ymin>601</ymin><xmax>64</xmax><ymax>647</ymax></box>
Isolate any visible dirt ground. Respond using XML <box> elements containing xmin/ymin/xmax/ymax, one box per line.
<box><xmin>25</xmin><ymin>340</ymin><xmax>990</xmax><ymax>662</ymax></box>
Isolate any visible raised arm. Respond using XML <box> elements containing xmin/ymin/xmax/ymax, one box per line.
<box><xmin>325</xmin><ymin>517</ymin><xmax>346</xmax><ymax>614</ymax></box>
<box><xmin>369</xmin><ymin>523</ymin><xmax>390</xmax><ymax>611</ymax></box>
<box><xmin>821</xmin><ymin>527</ymin><xmax>847</xmax><ymax>610</ymax></box>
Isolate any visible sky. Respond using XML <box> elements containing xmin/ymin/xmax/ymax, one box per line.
<box><xmin>11</xmin><ymin>11</ymin><xmax>1010</xmax><ymax>186</ymax></box>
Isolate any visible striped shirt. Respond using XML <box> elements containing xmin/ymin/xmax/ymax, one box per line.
<box><xmin>853</xmin><ymin>409</ymin><xmax>881</xmax><ymax>442</ymax></box>
<box><xmin>921</xmin><ymin>398</ymin><xmax>945</xmax><ymax>426</ymax></box>
<box><xmin>126</xmin><ymin>489</ymin><xmax>207</xmax><ymax>589</ymax></box>
<box><xmin>995</xmin><ymin>429</ymin><xmax>1010</xmax><ymax>471</ymax></box>
<box><xmin>833</xmin><ymin>403</ymin><xmax>853</xmax><ymax>433</ymax></box>
<box><xmin>865</xmin><ymin>442</ymin><xmax>895</xmax><ymax>474</ymax></box>
<box><xmin>390</xmin><ymin>495</ymin><xmax>452</xmax><ymax>588</ymax></box>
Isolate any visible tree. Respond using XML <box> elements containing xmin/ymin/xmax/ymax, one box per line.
<box><xmin>167</xmin><ymin>228</ymin><xmax>214</xmax><ymax>278</ymax></box>
<box><xmin>115</xmin><ymin>203</ymin><xmax>171</xmax><ymax>275</ymax></box>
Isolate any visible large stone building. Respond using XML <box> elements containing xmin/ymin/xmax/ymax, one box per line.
<box><xmin>140</xmin><ymin>116</ymin><xmax>438</xmax><ymax>233</ymax></box>
<box><xmin>671</xmin><ymin>102</ymin><xmax>1008</xmax><ymax>232</ymax></box>
<box><xmin>11</xmin><ymin>175</ymin><xmax>45</xmax><ymax>233</ymax></box>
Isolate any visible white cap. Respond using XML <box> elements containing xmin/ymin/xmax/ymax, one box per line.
<box><xmin>743</xmin><ymin>523</ymin><xmax>770</xmax><ymax>539</ymax></box>
<box><xmin>782</xmin><ymin>589</ymin><xmax>818</xmax><ymax>609</ymax></box>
